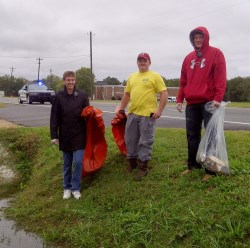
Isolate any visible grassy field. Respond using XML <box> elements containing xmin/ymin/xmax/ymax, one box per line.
<box><xmin>166</xmin><ymin>101</ymin><xmax>250</xmax><ymax>108</ymax></box>
<box><xmin>0</xmin><ymin>127</ymin><xmax>249</xmax><ymax>248</ymax></box>
<box><xmin>223</xmin><ymin>102</ymin><xmax>250</xmax><ymax>108</ymax></box>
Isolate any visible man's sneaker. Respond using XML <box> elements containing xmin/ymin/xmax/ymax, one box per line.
<box><xmin>63</xmin><ymin>189</ymin><xmax>71</xmax><ymax>199</ymax></box>
<box><xmin>181</xmin><ymin>169</ymin><xmax>192</xmax><ymax>175</ymax></box>
<box><xmin>72</xmin><ymin>191</ymin><xmax>81</xmax><ymax>200</ymax></box>
<box><xmin>202</xmin><ymin>174</ymin><xmax>214</xmax><ymax>182</ymax></box>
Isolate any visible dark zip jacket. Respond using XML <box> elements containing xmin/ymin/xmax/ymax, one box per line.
<box><xmin>50</xmin><ymin>86</ymin><xmax>89</xmax><ymax>151</ymax></box>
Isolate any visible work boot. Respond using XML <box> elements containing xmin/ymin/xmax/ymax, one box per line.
<box><xmin>181</xmin><ymin>169</ymin><xmax>192</xmax><ymax>175</ymax></box>
<box><xmin>135</xmin><ymin>160</ymin><xmax>149</xmax><ymax>181</ymax></box>
<box><xmin>202</xmin><ymin>174</ymin><xmax>215</xmax><ymax>182</ymax></box>
<box><xmin>127</xmin><ymin>158</ymin><xmax>138</xmax><ymax>173</ymax></box>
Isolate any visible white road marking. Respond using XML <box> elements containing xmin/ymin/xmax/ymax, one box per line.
<box><xmin>102</xmin><ymin>111</ymin><xmax>250</xmax><ymax>126</ymax></box>
<box><xmin>224</xmin><ymin>120</ymin><xmax>250</xmax><ymax>126</ymax></box>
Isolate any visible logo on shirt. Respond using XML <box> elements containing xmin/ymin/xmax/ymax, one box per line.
<box><xmin>142</xmin><ymin>78</ymin><xmax>149</xmax><ymax>83</ymax></box>
<box><xmin>190</xmin><ymin>58</ymin><xmax>206</xmax><ymax>69</ymax></box>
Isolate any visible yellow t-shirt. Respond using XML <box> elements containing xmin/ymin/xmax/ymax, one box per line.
<box><xmin>126</xmin><ymin>70</ymin><xmax>167</xmax><ymax>116</ymax></box>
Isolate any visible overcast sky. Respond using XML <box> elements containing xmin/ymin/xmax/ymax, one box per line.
<box><xmin>0</xmin><ymin>0</ymin><xmax>250</xmax><ymax>82</ymax></box>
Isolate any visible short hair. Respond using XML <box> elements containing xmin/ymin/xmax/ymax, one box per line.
<box><xmin>63</xmin><ymin>71</ymin><xmax>75</xmax><ymax>80</ymax></box>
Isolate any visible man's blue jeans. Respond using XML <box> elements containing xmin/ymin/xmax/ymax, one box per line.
<box><xmin>62</xmin><ymin>150</ymin><xmax>84</xmax><ymax>191</ymax></box>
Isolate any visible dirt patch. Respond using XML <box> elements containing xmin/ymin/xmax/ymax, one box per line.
<box><xmin>0</xmin><ymin>120</ymin><xmax>19</xmax><ymax>184</ymax></box>
<box><xmin>0</xmin><ymin>165</ymin><xmax>16</xmax><ymax>184</ymax></box>
<box><xmin>0</xmin><ymin>143</ymin><xmax>18</xmax><ymax>184</ymax></box>
<box><xmin>0</xmin><ymin>119</ymin><xmax>19</xmax><ymax>128</ymax></box>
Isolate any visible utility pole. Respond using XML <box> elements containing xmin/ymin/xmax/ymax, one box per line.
<box><xmin>10</xmin><ymin>67</ymin><xmax>14</xmax><ymax>77</ymax></box>
<box><xmin>89</xmin><ymin>31</ymin><xmax>93</xmax><ymax>100</ymax></box>
<box><xmin>9</xmin><ymin>67</ymin><xmax>15</xmax><ymax>97</ymax></box>
<box><xmin>36</xmin><ymin>57</ymin><xmax>43</xmax><ymax>82</ymax></box>
<box><xmin>50</xmin><ymin>68</ymin><xmax>53</xmax><ymax>87</ymax></box>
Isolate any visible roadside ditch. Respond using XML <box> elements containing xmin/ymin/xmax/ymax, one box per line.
<box><xmin>0</xmin><ymin>124</ymin><xmax>52</xmax><ymax>248</ymax></box>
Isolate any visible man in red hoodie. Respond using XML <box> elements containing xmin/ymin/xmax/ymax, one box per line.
<box><xmin>176</xmin><ymin>26</ymin><xmax>227</xmax><ymax>181</ymax></box>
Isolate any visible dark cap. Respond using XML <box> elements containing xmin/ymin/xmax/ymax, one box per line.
<box><xmin>137</xmin><ymin>53</ymin><xmax>151</xmax><ymax>62</ymax></box>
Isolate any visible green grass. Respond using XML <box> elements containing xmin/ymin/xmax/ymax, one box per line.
<box><xmin>0</xmin><ymin>127</ymin><xmax>249</xmax><ymax>248</ymax></box>
<box><xmin>175</xmin><ymin>102</ymin><xmax>250</xmax><ymax>108</ymax></box>
<box><xmin>226</xmin><ymin>102</ymin><xmax>250</xmax><ymax>108</ymax></box>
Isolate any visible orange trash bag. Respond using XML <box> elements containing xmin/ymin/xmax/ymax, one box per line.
<box><xmin>111</xmin><ymin>111</ymin><xmax>127</xmax><ymax>156</ymax></box>
<box><xmin>81</xmin><ymin>106</ymin><xmax>107</xmax><ymax>177</ymax></box>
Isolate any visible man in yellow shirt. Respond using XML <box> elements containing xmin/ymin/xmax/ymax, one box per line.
<box><xmin>118</xmin><ymin>53</ymin><xmax>168</xmax><ymax>180</ymax></box>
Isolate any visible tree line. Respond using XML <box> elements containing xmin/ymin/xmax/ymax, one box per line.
<box><xmin>0</xmin><ymin>68</ymin><xmax>249</xmax><ymax>102</ymax></box>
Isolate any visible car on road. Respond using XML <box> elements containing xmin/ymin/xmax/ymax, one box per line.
<box><xmin>157</xmin><ymin>95</ymin><xmax>177</xmax><ymax>102</ymax></box>
<box><xmin>18</xmin><ymin>81</ymin><xmax>55</xmax><ymax>104</ymax></box>
<box><xmin>168</xmin><ymin>96</ymin><xmax>177</xmax><ymax>102</ymax></box>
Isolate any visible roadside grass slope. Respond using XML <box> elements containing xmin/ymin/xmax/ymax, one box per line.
<box><xmin>0</xmin><ymin>127</ymin><xmax>249</xmax><ymax>248</ymax></box>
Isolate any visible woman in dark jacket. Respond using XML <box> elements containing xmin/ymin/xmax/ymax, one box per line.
<box><xmin>50</xmin><ymin>71</ymin><xmax>89</xmax><ymax>200</ymax></box>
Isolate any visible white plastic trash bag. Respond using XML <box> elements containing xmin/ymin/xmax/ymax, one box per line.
<box><xmin>196</xmin><ymin>101</ymin><xmax>230</xmax><ymax>175</ymax></box>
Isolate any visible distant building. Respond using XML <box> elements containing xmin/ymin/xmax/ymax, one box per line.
<box><xmin>94</xmin><ymin>85</ymin><xmax>179</xmax><ymax>100</ymax></box>
<box><xmin>95</xmin><ymin>81</ymin><xmax>107</xmax><ymax>86</ymax></box>
<box><xmin>94</xmin><ymin>85</ymin><xmax>125</xmax><ymax>100</ymax></box>
<box><xmin>167</xmin><ymin>87</ymin><xmax>179</xmax><ymax>97</ymax></box>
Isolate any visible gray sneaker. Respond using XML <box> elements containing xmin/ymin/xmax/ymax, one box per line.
<box><xmin>63</xmin><ymin>189</ymin><xmax>71</xmax><ymax>199</ymax></box>
<box><xmin>72</xmin><ymin>191</ymin><xmax>81</xmax><ymax>200</ymax></box>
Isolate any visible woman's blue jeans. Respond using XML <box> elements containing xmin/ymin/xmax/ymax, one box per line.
<box><xmin>62</xmin><ymin>150</ymin><xmax>84</xmax><ymax>191</ymax></box>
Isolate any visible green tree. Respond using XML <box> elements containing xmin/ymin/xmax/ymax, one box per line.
<box><xmin>225</xmin><ymin>77</ymin><xmax>250</xmax><ymax>102</ymax></box>
<box><xmin>103</xmin><ymin>76</ymin><xmax>121</xmax><ymax>85</ymax></box>
<box><xmin>0</xmin><ymin>75</ymin><xmax>10</xmax><ymax>95</ymax></box>
<box><xmin>44</xmin><ymin>74</ymin><xmax>63</xmax><ymax>92</ymax></box>
<box><xmin>122</xmin><ymin>77</ymin><xmax>178</xmax><ymax>87</ymax></box>
<box><xmin>75</xmin><ymin>67</ymin><xmax>95</xmax><ymax>97</ymax></box>
<box><xmin>0</xmin><ymin>75</ymin><xmax>28</xmax><ymax>96</ymax></box>
<box><xmin>13</xmin><ymin>77</ymin><xmax>28</xmax><ymax>96</ymax></box>
<box><xmin>162</xmin><ymin>77</ymin><xmax>179</xmax><ymax>87</ymax></box>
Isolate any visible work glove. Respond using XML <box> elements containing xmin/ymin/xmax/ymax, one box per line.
<box><xmin>118</xmin><ymin>109</ymin><xmax>126</xmax><ymax>117</ymax></box>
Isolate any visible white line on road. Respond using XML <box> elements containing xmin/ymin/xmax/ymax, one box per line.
<box><xmin>161</xmin><ymin>115</ymin><xmax>186</xmax><ymax>120</ymax></box>
<box><xmin>224</xmin><ymin>120</ymin><xmax>250</xmax><ymax>126</ymax></box>
<box><xmin>102</xmin><ymin>111</ymin><xmax>250</xmax><ymax>126</ymax></box>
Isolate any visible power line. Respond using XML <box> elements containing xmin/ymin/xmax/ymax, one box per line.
<box><xmin>0</xmin><ymin>54</ymin><xmax>89</xmax><ymax>59</ymax></box>
<box><xmin>45</xmin><ymin>57</ymin><xmax>88</xmax><ymax>68</ymax></box>
<box><xmin>45</xmin><ymin>54</ymin><xmax>89</xmax><ymax>59</ymax></box>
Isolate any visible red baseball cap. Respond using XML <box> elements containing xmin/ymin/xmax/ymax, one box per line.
<box><xmin>137</xmin><ymin>53</ymin><xmax>151</xmax><ymax>62</ymax></box>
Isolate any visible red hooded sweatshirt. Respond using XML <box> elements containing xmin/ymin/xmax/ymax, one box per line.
<box><xmin>177</xmin><ymin>26</ymin><xmax>226</xmax><ymax>105</ymax></box>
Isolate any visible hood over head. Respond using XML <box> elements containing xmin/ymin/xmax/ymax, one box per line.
<box><xmin>189</xmin><ymin>26</ymin><xmax>210</xmax><ymax>57</ymax></box>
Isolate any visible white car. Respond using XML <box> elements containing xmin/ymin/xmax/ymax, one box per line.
<box><xmin>18</xmin><ymin>82</ymin><xmax>55</xmax><ymax>104</ymax></box>
<box><xmin>168</xmin><ymin>96</ymin><xmax>177</xmax><ymax>102</ymax></box>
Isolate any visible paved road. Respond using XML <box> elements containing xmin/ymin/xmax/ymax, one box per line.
<box><xmin>0</xmin><ymin>97</ymin><xmax>250</xmax><ymax>130</ymax></box>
